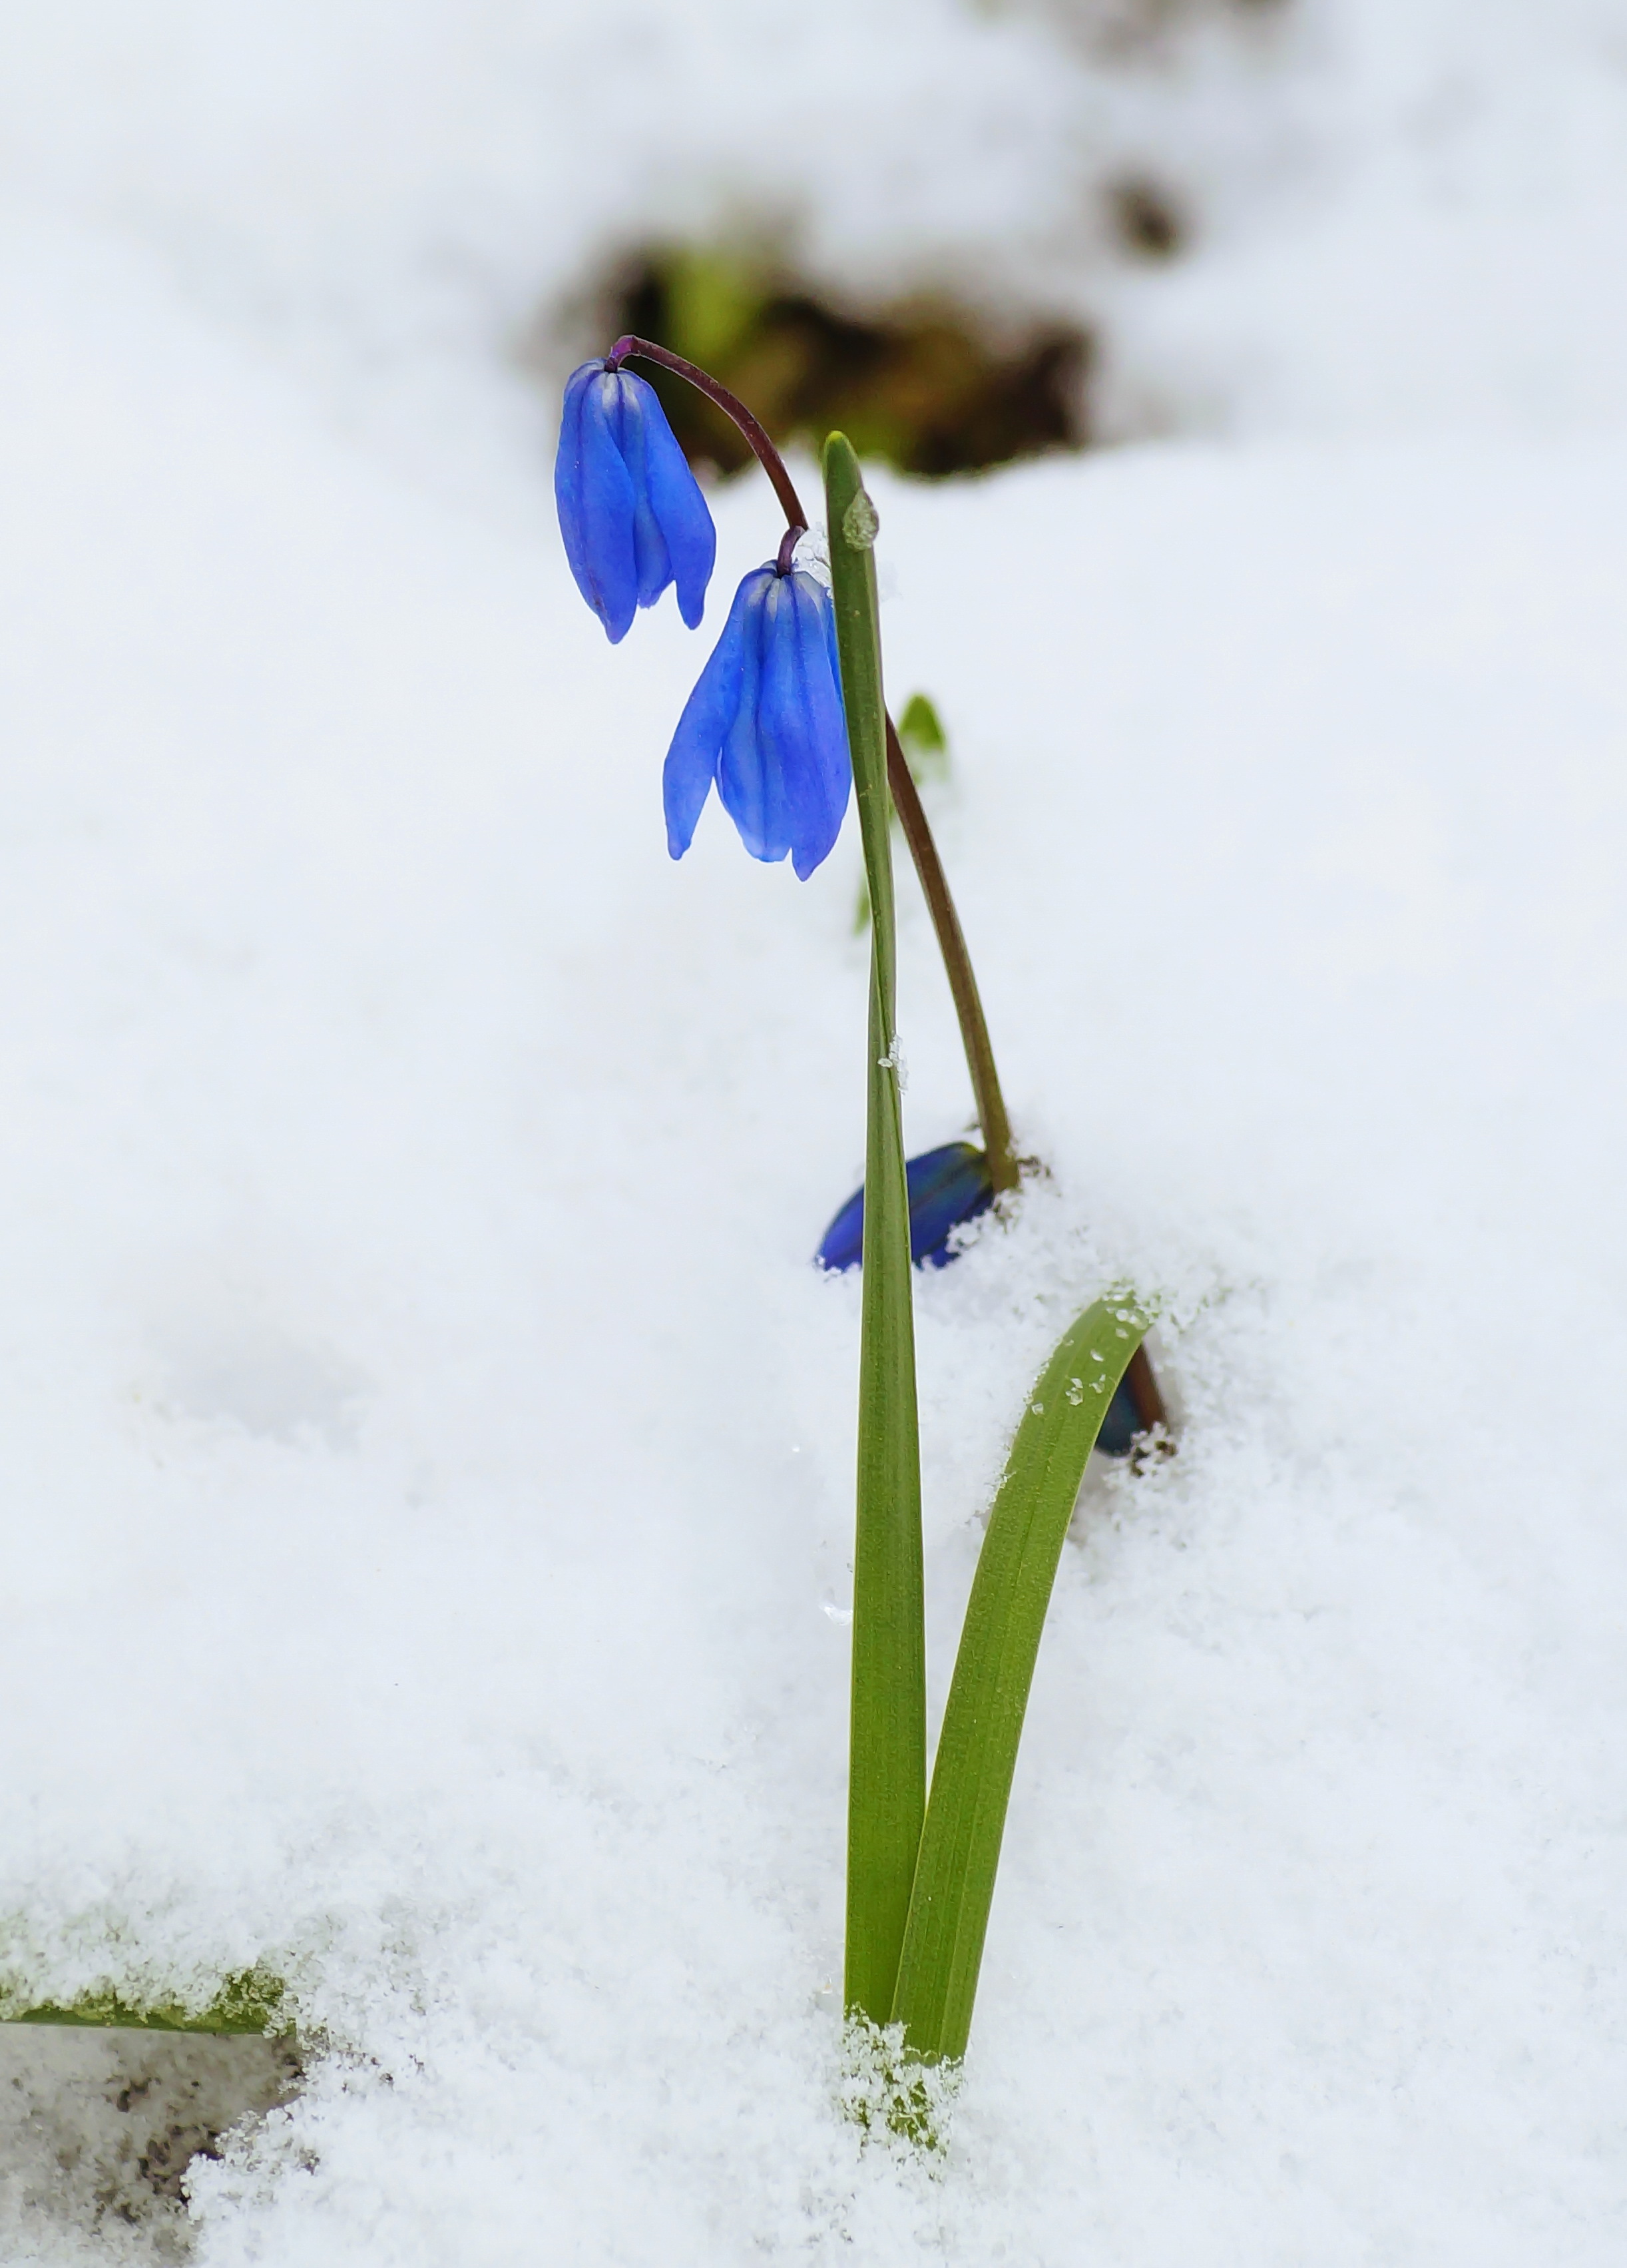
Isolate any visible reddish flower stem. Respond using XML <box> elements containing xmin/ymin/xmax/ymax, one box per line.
<box><xmin>606</xmin><ymin>336</ymin><xmax>808</xmax><ymax>537</ymax></box>
<box><xmin>883</xmin><ymin>720</ymin><xmax>1017</xmax><ymax>1193</ymax></box>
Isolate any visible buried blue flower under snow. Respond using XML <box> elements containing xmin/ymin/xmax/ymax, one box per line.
<box><xmin>817</xmin><ymin>1141</ymin><xmax>1145</xmax><ymax>1455</ymax></box>
<box><xmin>817</xmin><ymin>1141</ymin><xmax>995</xmax><ymax>1274</ymax></box>
<box><xmin>555</xmin><ymin>362</ymin><xmax>716</xmax><ymax>643</ymax></box>
<box><xmin>664</xmin><ymin>564</ymin><xmax>851</xmax><ymax>880</ymax></box>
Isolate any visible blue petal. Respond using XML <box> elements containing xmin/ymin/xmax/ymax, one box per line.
<box><xmin>667</xmin><ymin>565</ymin><xmax>849</xmax><ymax>874</ymax></box>
<box><xmin>556</xmin><ymin>364</ymin><xmax>716</xmax><ymax>641</ymax></box>
<box><xmin>555</xmin><ymin>366</ymin><xmax>639</xmax><ymax>643</ymax></box>
<box><xmin>710</xmin><ymin>570</ymin><xmax>849</xmax><ymax>874</ymax></box>
<box><xmin>779</xmin><ymin>575</ymin><xmax>849</xmax><ymax>880</ymax></box>
<box><xmin>554</xmin><ymin>364</ymin><xmax>594</xmax><ymax>592</ymax></box>
<box><xmin>636</xmin><ymin>378</ymin><xmax>717</xmax><ymax>628</ymax></box>
<box><xmin>815</xmin><ymin>1141</ymin><xmax>995</xmax><ymax>1273</ymax></box>
<box><xmin>907</xmin><ymin>1141</ymin><xmax>997</xmax><ymax>1267</ymax></box>
<box><xmin>756</xmin><ymin>579</ymin><xmax>823</xmax><ymax>872</ymax></box>
<box><xmin>606</xmin><ymin>373</ymin><xmax>673</xmax><ymax>612</ymax></box>
<box><xmin>1093</xmin><ymin>1378</ymin><xmax>1143</xmax><ymax>1459</ymax></box>
<box><xmin>717</xmin><ymin>570</ymin><xmax>785</xmax><ymax>862</ymax></box>
<box><xmin>816</xmin><ymin>1186</ymin><xmax>866</xmax><ymax>1274</ymax></box>
<box><xmin>662</xmin><ymin>569</ymin><xmax>760</xmax><ymax>858</ymax></box>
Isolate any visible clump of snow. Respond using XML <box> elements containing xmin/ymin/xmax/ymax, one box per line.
<box><xmin>837</xmin><ymin>2015</ymin><xmax>964</xmax><ymax>2157</ymax></box>
<box><xmin>1</xmin><ymin>3</ymin><xmax>1626</xmax><ymax>2262</ymax></box>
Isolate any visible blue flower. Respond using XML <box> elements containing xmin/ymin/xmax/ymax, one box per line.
<box><xmin>555</xmin><ymin>362</ymin><xmax>716</xmax><ymax>643</ymax></box>
<box><xmin>1092</xmin><ymin>1377</ymin><xmax>1142</xmax><ymax>1459</ymax></box>
<box><xmin>664</xmin><ymin>565</ymin><xmax>850</xmax><ymax>880</ymax></box>
<box><xmin>817</xmin><ymin>1141</ymin><xmax>1142</xmax><ymax>1452</ymax></box>
<box><xmin>816</xmin><ymin>1141</ymin><xmax>995</xmax><ymax>1273</ymax></box>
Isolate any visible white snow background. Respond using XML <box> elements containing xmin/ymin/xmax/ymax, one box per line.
<box><xmin>1</xmin><ymin>1</ymin><xmax>1626</xmax><ymax>2260</ymax></box>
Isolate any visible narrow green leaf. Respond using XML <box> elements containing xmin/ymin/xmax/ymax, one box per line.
<box><xmin>0</xmin><ymin>1966</ymin><xmax>290</xmax><ymax>2035</ymax></box>
<box><xmin>823</xmin><ymin>432</ymin><xmax>926</xmax><ymax>2024</ymax></box>
<box><xmin>891</xmin><ymin>1296</ymin><xmax>1148</xmax><ymax>2062</ymax></box>
<box><xmin>896</xmin><ymin>692</ymin><xmax>949</xmax><ymax>784</ymax></box>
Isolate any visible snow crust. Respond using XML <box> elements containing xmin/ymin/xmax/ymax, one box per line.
<box><xmin>1</xmin><ymin>4</ymin><xmax>1626</xmax><ymax>2261</ymax></box>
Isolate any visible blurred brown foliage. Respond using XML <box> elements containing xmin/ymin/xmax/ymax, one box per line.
<box><xmin>609</xmin><ymin>247</ymin><xmax>1090</xmax><ymax>479</ymax></box>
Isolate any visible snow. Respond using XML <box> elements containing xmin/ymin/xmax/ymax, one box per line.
<box><xmin>1095</xmin><ymin>0</ymin><xmax>1627</xmax><ymax>439</ymax></box>
<box><xmin>1</xmin><ymin>4</ymin><xmax>1626</xmax><ymax>2261</ymax></box>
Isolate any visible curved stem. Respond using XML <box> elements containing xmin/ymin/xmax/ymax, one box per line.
<box><xmin>884</xmin><ymin>721</ymin><xmax>1017</xmax><ymax>1194</ymax></box>
<box><xmin>606</xmin><ymin>336</ymin><xmax>807</xmax><ymax>534</ymax></box>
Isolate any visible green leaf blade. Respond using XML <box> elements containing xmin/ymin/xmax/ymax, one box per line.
<box><xmin>0</xmin><ymin>1966</ymin><xmax>290</xmax><ymax>2035</ymax></box>
<box><xmin>891</xmin><ymin>1297</ymin><xmax>1148</xmax><ymax>2063</ymax></box>
<box><xmin>823</xmin><ymin>431</ymin><xmax>926</xmax><ymax>2025</ymax></box>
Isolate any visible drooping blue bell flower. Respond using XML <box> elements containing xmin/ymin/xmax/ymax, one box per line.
<box><xmin>817</xmin><ymin>1141</ymin><xmax>1142</xmax><ymax>1453</ymax></box>
<box><xmin>555</xmin><ymin>361</ymin><xmax>716</xmax><ymax>643</ymax></box>
<box><xmin>664</xmin><ymin>563</ymin><xmax>850</xmax><ymax>880</ymax></box>
<box><xmin>817</xmin><ymin>1141</ymin><xmax>995</xmax><ymax>1274</ymax></box>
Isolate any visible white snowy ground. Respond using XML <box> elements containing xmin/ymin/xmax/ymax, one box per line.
<box><xmin>5</xmin><ymin>5</ymin><xmax>1627</xmax><ymax>2262</ymax></box>
<box><xmin>3</xmin><ymin>201</ymin><xmax>1625</xmax><ymax>2263</ymax></box>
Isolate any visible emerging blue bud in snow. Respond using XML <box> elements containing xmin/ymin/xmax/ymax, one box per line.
<box><xmin>1091</xmin><ymin>1376</ymin><xmax>1142</xmax><ymax>1460</ymax></box>
<box><xmin>664</xmin><ymin>564</ymin><xmax>850</xmax><ymax>880</ymax></box>
<box><xmin>817</xmin><ymin>1141</ymin><xmax>995</xmax><ymax>1275</ymax></box>
<box><xmin>818</xmin><ymin>1141</ymin><xmax>1142</xmax><ymax>1452</ymax></box>
<box><xmin>555</xmin><ymin>361</ymin><xmax>717</xmax><ymax>643</ymax></box>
